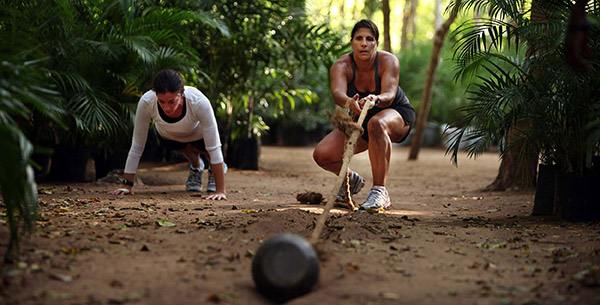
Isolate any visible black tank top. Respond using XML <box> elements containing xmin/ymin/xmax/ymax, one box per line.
<box><xmin>346</xmin><ymin>51</ymin><xmax>406</xmax><ymax>104</ymax></box>
<box><xmin>157</xmin><ymin>96</ymin><xmax>187</xmax><ymax>123</ymax></box>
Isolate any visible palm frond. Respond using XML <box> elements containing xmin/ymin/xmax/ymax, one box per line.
<box><xmin>452</xmin><ymin>18</ymin><xmax>523</xmax><ymax>66</ymax></box>
<box><xmin>0</xmin><ymin>123</ymin><xmax>37</xmax><ymax>261</ymax></box>
<box><xmin>68</xmin><ymin>91</ymin><xmax>122</xmax><ymax>139</ymax></box>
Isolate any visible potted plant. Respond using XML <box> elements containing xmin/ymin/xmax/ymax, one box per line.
<box><xmin>445</xmin><ymin>0</ymin><xmax>600</xmax><ymax>220</ymax></box>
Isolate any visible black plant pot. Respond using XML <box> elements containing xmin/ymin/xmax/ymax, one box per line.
<box><xmin>94</xmin><ymin>150</ymin><xmax>128</xmax><ymax>180</ymax></box>
<box><xmin>555</xmin><ymin>173</ymin><xmax>600</xmax><ymax>221</ymax></box>
<box><xmin>227</xmin><ymin>137</ymin><xmax>260</xmax><ymax>170</ymax></box>
<box><xmin>532</xmin><ymin>163</ymin><xmax>557</xmax><ymax>216</ymax></box>
<box><xmin>48</xmin><ymin>146</ymin><xmax>96</xmax><ymax>182</ymax></box>
<box><xmin>32</xmin><ymin>153</ymin><xmax>52</xmax><ymax>179</ymax></box>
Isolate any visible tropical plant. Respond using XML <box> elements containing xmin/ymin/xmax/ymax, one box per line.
<box><xmin>398</xmin><ymin>41</ymin><xmax>478</xmax><ymax>125</ymax></box>
<box><xmin>38</xmin><ymin>0</ymin><xmax>226</xmax><ymax>153</ymax></box>
<box><xmin>0</xmin><ymin>0</ymin><xmax>230</xmax><ymax>258</ymax></box>
<box><xmin>0</xmin><ymin>0</ymin><xmax>63</xmax><ymax>261</ymax></box>
<box><xmin>0</xmin><ymin>53</ymin><xmax>67</xmax><ymax>260</ymax></box>
<box><xmin>192</xmin><ymin>0</ymin><xmax>347</xmax><ymax>162</ymax></box>
<box><xmin>2</xmin><ymin>0</ymin><xmax>228</xmax><ymax>161</ymax></box>
<box><xmin>446</xmin><ymin>0</ymin><xmax>599</xmax><ymax>180</ymax></box>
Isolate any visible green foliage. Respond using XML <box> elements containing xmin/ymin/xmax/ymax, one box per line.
<box><xmin>398</xmin><ymin>41</ymin><xmax>477</xmax><ymax>124</ymax></box>
<box><xmin>3</xmin><ymin>0</ymin><xmax>229</xmax><ymax>154</ymax></box>
<box><xmin>193</xmin><ymin>0</ymin><xmax>347</xmax><ymax>152</ymax></box>
<box><xmin>447</xmin><ymin>0</ymin><xmax>600</xmax><ymax>175</ymax></box>
<box><xmin>0</xmin><ymin>53</ymin><xmax>65</xmax><ymax>261</ymax></box>
<box><xmin>0</xmin><ymin>0</ymin><xmax>227</xmax><ymax>259</ymax></box>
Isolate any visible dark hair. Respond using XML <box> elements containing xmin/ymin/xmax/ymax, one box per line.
<box><xmin>153</xmin><ymin>69</ymin><xmax>184</xmax><ymax>94</ymax></box>
<box><xmin>351</xmin><ymin>19</ymin><xmax>379</xmax><ymax>42</ymax></box>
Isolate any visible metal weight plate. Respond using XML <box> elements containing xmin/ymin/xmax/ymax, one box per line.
<box><xmin>252</xmin><ymin>234</ymin><xmax>320</xmax><ymax>302</ymax></box>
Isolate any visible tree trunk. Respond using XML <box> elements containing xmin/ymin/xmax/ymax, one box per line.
<box><xmin>483</xmin><ymin>122</ymin><xmax>538</xmax><ymax>191</ymax></box>
<box><xmin>401</xmin><ymin>0</ymin><xmax>419</xmax><ymax>50</ymax></box>
<box><xmin>484</xmin><ymin>0</ymin><xmax>547</xmax><ymax>191</ymax></box>
<box><xmin>434</xmin><ymin>0</ymin><xmax>442</xmax><ymax>30</ymax></box>
<box><xmin>339</xmin><ymin>0</ymin><xmax>346</xmax><ymax>30</ymax></box>
<box><xmin>409</xmin><ymin>0</ymin><xmax>419</xmax><ymax>45</ymax></box>
<box><xmin>408</xmin><ymin>3</ymin><xmax>459</xmax><ymax>160</ymax></box>
<box><xmin>401</xmin><ymin>0</ymin><xmax>411</xmax><ymax>50</ymax></box>
<box><xmin>353</xmin><ymin>0</ymin><xmax>360</xmax><ymax>20</ymax></box>
<box><xmin>382</xmin><ymin>0</ymin><xmax>392</xmax><ymax>52</ymax></box>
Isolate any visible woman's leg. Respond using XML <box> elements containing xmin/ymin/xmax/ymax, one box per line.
<box><xmin>313</xmin><ymin>129</ymin><xmax>368</xmax><ymax>174</ymax></box>
<box><xmin>366</xmin><ymin>109</ymin><xmax>410</xmax><ymax>186</ymax></box>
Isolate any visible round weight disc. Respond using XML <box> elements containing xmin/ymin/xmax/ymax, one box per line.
<box><xmin>252</xmin><ymin>234</ymin><xmax>319</xmax><ymax>301</ymax></box>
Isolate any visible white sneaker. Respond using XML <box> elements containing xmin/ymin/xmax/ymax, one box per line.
<box><xmin>185</xmin><ymin>165</ymin><xmax>203</xmax><ymax>192</ymax></box>
<box><xmin>335</xmin><ymin>170</ymin><xmax>365</xmax><ymax>203</ymax></box>
<box><xmin>360</xmin><ymin>186</ymin><xmax>391</xmax><ymax>211</ymax></box>
<box><xmin>207</xmin><ymin>163</ymin><xmax>228</xmax><ymax>193</ymax></box>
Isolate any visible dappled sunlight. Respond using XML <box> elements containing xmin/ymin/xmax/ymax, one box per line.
<box><xmin>277</xmin><ymin>206</ymin><xmax>429</xmax><ymax>217</ymax></box>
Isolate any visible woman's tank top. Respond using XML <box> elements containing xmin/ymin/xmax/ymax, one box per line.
<box><xmin>346</xmin><ymin>51</ymin><xmax>407</xmax><ymax>105</ymax></box>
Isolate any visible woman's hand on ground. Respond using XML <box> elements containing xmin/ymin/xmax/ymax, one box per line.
<box><xmin>205</xmin><ymin>192</ymin><xmax>227</xmax><ymax>200</ymax></box>
<box><xmin>111</xmin><ymin>187</ymin><xmax>133</xmax><ymax>195</ymax></box>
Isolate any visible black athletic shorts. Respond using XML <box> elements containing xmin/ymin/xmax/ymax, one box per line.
<box><xmin>358</xmin><ymin>95</ymin><xmax>416</xmax><ymax>143</ymax></box>
<box><xmin>158</xmin><ymin>134</ymin><xmax>207</xmax><ymax>152</ymax></box>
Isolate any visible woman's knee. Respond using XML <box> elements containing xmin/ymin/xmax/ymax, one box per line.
<box><xmin>313</xmin><ymin>144</ymin><xmax>338</xmax><ymax>167</ymax></box>
<box><xmin>367</xmin><ymin>118</ymin><xmax>387</xmax><ymax>138</ymax></box>
<box><xmin>312</xmin><ymin>145</ymin><xmax>327</xmax><ymax>166</ymax></box>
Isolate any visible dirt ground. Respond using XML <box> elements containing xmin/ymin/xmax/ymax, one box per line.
<box><xmin>1</xmin><ymin>145</ymin><xmax>600</xmax><ymax>305</ymax></box>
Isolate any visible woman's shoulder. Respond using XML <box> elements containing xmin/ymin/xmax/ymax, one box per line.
<box><xmin>335</xmin><ymin>53</ymin><xmax>353</xmax><ymax>65</ymax></box>
<box><xmin>378</xmin><ymin>51</ymin><xmax>399</xmax><ymax>65</ymax></box>
<box><xmin>184</xmin><ymin>86</ymin><xmax>213</xmax><ymax>118</ymax></box>
<box><xmin>377</xmin><ymin>51</ymin><xmax>400</xmax><ymax>74</ymax></box>
<box><xmin>331</xmin><ymin>53</ymin><xmax>353</xmax><ymax>72</ymax></box>
<box><xmin>184</xmin><ymin>86</ymin><xmax>209</xmax><ymax>103</ymax></box>
<box><xmin>139</xmin><ymin>90</ymin><xmax>156</xmax><ymax>105</ymax></box>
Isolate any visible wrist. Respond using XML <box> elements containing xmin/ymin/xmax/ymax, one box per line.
<box><xmin>345</xmin><ymin>98</ymin><xmax>354</xmax><ymax>108</ymax></box>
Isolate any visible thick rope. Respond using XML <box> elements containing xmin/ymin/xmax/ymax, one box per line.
<box><xmin>310</xmin><ymin>102</ymin><xmax>374</xmax><ymax>244</ymax></box>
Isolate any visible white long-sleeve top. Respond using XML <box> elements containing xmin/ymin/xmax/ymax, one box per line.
<box><xmin>124</xmin><ymin>86</ymin><xmax>223</xmax><ymax>174</ymax></box>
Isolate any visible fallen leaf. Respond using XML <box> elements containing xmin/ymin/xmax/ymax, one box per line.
<box><xmin>450</xmin><ymin>247</ymin><xmax>466</xmax><ymax>255</ymax></box>
<box><xmin>380</xmin><ymin>292</ymin><xmax>399</xmax><ymax>299</ymax></box>
<box><xmin>157</xmin><ymin>218</ymin><xmax>175</xmax><ymax>227</ymax></box>
<box><xmin>489</xmin><ymin>242</ymin><xmax>507</xmax><ymax>249</ymax></box>
<box><xmin>45</xmin><ymin>291</ymin><xmax>72</xmax><ymax>300</ymax></box>
<box><xmin>110</xmin><ymin>279</ymin><xmax>124</xmax><ymax>288</ymax></box>
<box><xmin>49</xmin><ymin>273</ymin><xmax>72</xmax><ymax>282</ymax></box>
<box><xmin>346</xmin><ymin>262</ymin><xmax>360</xmax><ymax>273</ymax></box>
<box><xmin>468</xmin><ymin>262</ymin><xmax>481</xmax><ymax>269</ymax></box>
<box><xmin>206</xmin><ymin>292</ymin><xmax>221</xmax><ymax>303</ymax></box>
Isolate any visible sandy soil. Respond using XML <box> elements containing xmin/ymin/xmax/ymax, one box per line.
<box><xmin>1</xmin><ymin>145</ymin><xmax>599</xmax><ymax>305</ymax></box>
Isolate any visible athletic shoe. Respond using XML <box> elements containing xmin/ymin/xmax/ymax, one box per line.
<box><xmin>207</xmin><ymin>163</ymin><xmax>228</xmax><ymax>193</ymax></box>
<box><xmin>185</xmin><ymin>165</ymin><xmax>203</xmax><ymax>192</ymax></box>
<box><xmin>360</xmin><ymin>186</ymin><xmax>391</xmax><ymax>211</ymax></box>
<box><xmin>335</xmin><ymin>170</ymin><xmax>365</xmax><ymax>203</ymax></box>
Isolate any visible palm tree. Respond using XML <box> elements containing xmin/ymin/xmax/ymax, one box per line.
<box><xmin>446</xmin><ymin>0</ymin><xmax>599</xmax><ymax>216</ymax></box>
<box><xmin>194</xmin><ymin>0</ymin><xmax>346</xmax><ymax>168</ymax></box>
<box><xmin>0</xmin><ymin>0</ymin><xmax>66</xmax><ymax>261</ymax></box>
<box><xmin>0</xmin><ymin>0</ymin><xmax>230</xmax><ymax>259</ymax></box>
